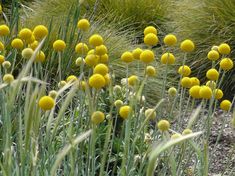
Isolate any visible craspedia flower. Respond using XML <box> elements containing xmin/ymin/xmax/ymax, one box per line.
<box><xmin>39</xmin><ymin>96</ymin><xmax>55</xmax><ymax>111</ymax></box>
<box><xmin>218</xmin><ymin>43</ymin><xmax>230</xmax><ymax>55</ymax></box>
<box><xmin>178</xmin><ymin>65</ymin><xmax>191</xmax><ymax>76</ymax></box>
<box><xmin>19</xmin><ymin>28</ymin><xmax>32</xmax><ymax>40</ymax></box>
<box><xmin>157</xmin><ymin>120</ymin><xmax>170</xmax><ymax>131</ymax></box>
<box><xmin>94</xmin><ymin>63</ymin><xmax>109</xmax><ymax>76</ymax></box>
<box><xmin>219</xmin><ymin>58</ymin><xmax>234</xmax><ymax>71</ymax></box>
<box><xmin>0</xmin><ymin>55</ymin><xmax>5</xmax><ymax>64</ymax></box>
<box><xmin>145</xmin><ymin>108</ymin><xmax>156</xmax><ymax>120</ymax></box>
<box><xmin>128</xmin><ymin>75</ymin><xmax>139</xmax><ymax>86</ymax></box>
<box><xmin>161</xmin><ymin>52</ymin><xmax>175</xmax><ymax>64</ymax></box>
<box><xmin>0</xmin><ymin>24</ymin><xmax>10</xmax><ymax>36</ymax></box>
<box><xmin>2</xmin><ymin>61</ymin><xmax>11</xmax><ymax>69</ymax></box>
<box><xmin>164</xmin><ymin>34</ymin><xmax>177</xmax><ymax>46</ymax></box>
<box><xmin>91</xmin><ymin>111</ymin><xmax>105</xmax><ymax>125</ymax></box>
<box><xmin>206</xmin><ymin>68</ymin><xmax>219</xmax><ymax>81</ymax></box>
<box><xmin>33</xmin><ymin>25</ymin><xmax>48</xmax><ymax>40</ymax></box>
<box><xmin>104</xmin><ymin>74</ymin><xmax>110</xmax><ymax>86</ymax></box>
<box><xmin>89</xmin><ymin>74</ymin><xmax>106</xmax><ymax>89</ymax></box>
<box><xmin>77</xmin><ymin>19</ymin><xmax>90</xmax><ymax>31</ymax></box>
<box><xmin>206</xmin><ymin>81</ymin><xmax>216</xmax><ymax>89</ymax></box>
<box><xmin>66</xmin><ymin>75</ymin><xmax>78</xmax><ymax>82</ymax></box>
<box><xmin>181</xmin><ymin>77</ymin><xmax>191</xmax><ymax>88</ymax></box>
<box><xmin>211</xmin><ymin>45</ymin><xmax>219</xmax><ymax>51</ymax></box>
<box><xmin>171</xmin><ymin>133</ymin><xmax>182</xmax><ymax>139</ymax></box>
<box><xmin>0</xmin><ymin>5</ymin><xmax>2</xmax><ymax>14</ymax></box>
<box><xmin>114</xmin><ymin>100</ymin><xmax>123</xmax><ymax>108</ymax></box>
<box><xmin>189</xmin><ymin>85</ymin><xmax>201</xmax><ymax>99</ymax></box>
<box><xmin>75</xmin><ymin>43</ymin><xmax>89</xmax><ymax>54</ymax></box>
<box><xmin>75</xmin><ymin>57</ymin><xmax>84</xmax><ymax>66</ymax></box>
<box><xmin>3</xmin><ymin>74</ymin><xmax>14</xmax><ymax>84</ymax></box>
<box><xmin>119</xmin><ymin>105</ymin><xmax>132</xmax><ymax>119</ymax></box>
<box><xmin>144</xmin><ymin>26</ymin><xmax>157</xmax><ymax>36</ymax></box>
<box><xmin>121</xmin><ymin>51</ymin><xmax>134</xmax><ymax>63</ymax></box>
<box><xmin>220</xmin><ymin>100</ymin><xmax>231</xmax><ymax>111</ymax></box>
<box><xmin>53</xmin><ymin>39</ymin><xmax>66</xmax><ymax>51</ymax></box>
<box><xmin>88</xmin><ymin>49</ymin><xmax>95</xmax><ymax>55</ymax></box>
<box><xmin>0</xmin><ymin>41</ymin><xmax>5</xmax><ymax>51</ymax></box>
<box><xmin>199</xmin><ymin>86</ymin><xmax>212</xmax><ymax>99</ymax></box>
<box><xmin>11</xmin><ymin>38</ymin><xmax>24</xmax><ymax>49</ymax></box>
<box><xmin>190</xmin><ymin>77</ymin><xmax>200</xmax><ymax>86</ymax></box>
<box><xmin>30</xmin><ymin>41</ymin><xmax>39</xmax><ymax>50</ymax></box>
<box><xmin>89</xmin><ymin>34</ymin><xmax>103</xmax><ymax>47</ymax></box>
<box><xmin>144</xmin><ymin>33</ymin><xmax>158</xmax><ymax>46</ymax></box>
<box><xmin>22</xmin><ymin>48</ymin><xmax>34</xmax><ymax>59</ymax></box>
<box><xmin>85</xmin><ymin>54</ymin><xmax>98</xmax><ymax>67</ymax></box>
<box><xmin>140</xmin><ymin>50</ymin><xmax>154</xmax><ymax>64</ymax></box>
<box><xmin>180</xmin><ymin>39</ymin><xmax>195</xmax><ymax>52</ymax></box>
<box><xmin>78</xmin><ymin>81</ymin><xmax>87</xmax><ymax>90</ymax></box>
<box><xmin>146</xmin><ymin>66</ymin><xmax>156</xmax><ymax>77</ymax></box>
<box><xmin>58</xmin><ymin>80</ymin><xmax>67</xmax><ymax>88</ymax></box>
<box><xmin>207</xmin><ymin>50</ymin><xmax>220</xmax><ymax>61</ymax></box>
<box><xmin>182</xmin><ymin>129</ymin><xmax>192</xmax><ymax>135</ymax></box>
<box><xmin>95</xmin><ymin>45</ymin><xmax>107</xmax><ymax>55</ymax></box>
<box><xmin>49</xmin><ymin>90</ymin><xmax>58</xmax><ymax>99</ymax></box>
<box><xmin>25</xmin><ymin>35</ymin><xmax>35</xmax><ymax>44</ymax></box>
<box><xmin>35</xmin><ymin>51</ymin><xmax>45</xmax><ymax>62</ymax></box>
<box><xmin>168</xmin><ymin>87</ymin><xmax>177</xmax><ymax>96</ymax></box>
<box><xmin>113</xmin><ymin>85</ymin><xmax>122</xmax><ymax>93</ymax></box>
<box><xmin>214</xmin><ymin>89</ymin><xmax>223</xmax><ymax>100</ymax></box>
<box><xmin>132</xmin><ymin>48</ymin><xmax>143</xmax><ymax>60</ymax></box>
<box><xmin>99</xmin><ymin>54</ymin><xmax>109</xmax><ymax>63</ymax></box>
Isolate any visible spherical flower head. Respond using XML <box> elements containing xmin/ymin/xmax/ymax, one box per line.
<box><xmin>140</xmin><ymin>50</ymin><xmax>154</xmax><ymax>64</ymax></box>
<box><xmin>89</xmin><ymin>34</ymin><xmax>103</xmax><ymax>47</ymax></box>
<box><xmin>58</xmin><ymin>80</ymin><xmax>67</xmax><ymax>88</ymax></box>
<box><xmin>211</xmin><ymin>45</ymin><xmax>219</xmax><ymax>51</ymax></box>
<box><xmin>53</xmin><ymin>39</ymin><xmax>66</xmax><ymax>52</ymax></box>
<box><xmin>49</xmin><ymin>90</ymin><xmax>58</xmax><ymax>99</ymax></box>
<box><xmin>30</xmin><ymin>41</ymin><xmax>39</xmax><ymax>50</ymax></box>
<box><xmin>180</xmin><ymin>39</ymin><xmax>195</xmax><ymax>52</ymax></box>
<box><xmin>178</xmin><ymin>65</ymin><xmax>191</xmax><ymax>76</ymax></box>
<box><xmin>94</xmin><ymin>63</ymin><xmax>108</xmax><ymax>76</ymax></box>
<box><xmin>91</xmin><ymin>111</ymin><xmax>105</xmax><ymax>125</ymax></box>
<box><xmin>3</xmin><ymin>74</ymin><xmax>14</xmax><ymax>84</ymax></box>
<box><xmin>190</xmin><ymin>77</ymin><xmax>200</xmax><ymax>86</ymax></box>
<box><xmin>35</xmin><ymin>51</ymin><xmax>45</xmax><ymax>62</ymax></box>
<box><xmin>2</xmin><ymin>61</ymin><xmax>11</xmax><ymax>69</ymax></box>
<box><xmin>144</xmin><ymin>33</ymin><xmax>158</xmax><ymax>46</ymax></box>
<box><xmin>220</xmin><ymin>58</ymin><xmax>234</xmax><ymax>71</ymax></box>
<box><xmin>164</xmin><ymin>34</ymin><xmax>177</xmax><ymax>46</ymax></box>
<box><xmin>0</xmin><ymin>25</ymin><xmax>10</xmax><ymax>36</ymax></box>
<box><xmin>199</xmin><ymin>86</ymin><xmax>212</xmax><ymax>99</ymax></box>
<box><xmin>104</xmin><ymin>74</ymin><xmax>110</xmax><ymax>86</ymax></box>
<box><xmin>89</xmin><ymin>74</ymin><xmax>106</xmax><ymax>89</ymax></box>
<box><xmin>144</xmin><ymin>26</ymin><xmax>157</xmax><ymax>36</ymax></box>
<box><xmin>0</xmin><ymin>55</ymin><xmax>5</xmax><ymax>64</ymax></box>
<box><xmin>161</xmin><ymin>52</ymin><xmax>175</xmax><ymax>65</ymax></box>
<box><xmin>0</xmin><ymin>41</ymin><xmax>5</xmax><ymax>51</ymax></box>
<box><xmin>132</xmin><ymin>48</ymin><xmax>143</xmax><ymax>60</ymax></box>
<box><xmin>11</xmin><ymin>38</ymin><xmax>24</xmax><ymax>49</ymax></box>
<box><xmin>128</xmin><ymin>75</ymin><xmax>139</xmax><ymax>86</ymax></box>
<box><xmin>0</xmin><ymin>5</ymin><xmax>2</xmax><ymax>14</ymax></box>
<box><xmin>207</xmin><ymin>50</ymin><xmax>219</xmax><ymax>61</ymax></box>
<box><xmin>220</xmin><ymin>100</ymin><xmax>231</xmax><ymax>111</ymax></box>
<box><xmin>75</xmin><ymin>57</ymin><xmax>84</xmax><ymax>66</ymax></box>
<box><xmin>171</xmin><ymin>133</ymin><xmax>182</xmax><ymax>139</ymax></box>
<box><xmin>182</xmin><ymin>129</ymin><xmax>192</xmax><ymax>135</ymax></box>
<box><xmin>206</xmin><ymin>68</ymin><xmax>219</xmax><ymax>81</ymax></box>
<box><xmin>78</xmin><ymin>81</ymin><xmax>87</xmax><ymax>90</ymax></box>
<box><xmin>146</xmin><ymin>66</ymin><xmax>156</xmax><ymax>77</ymax></box>
<box><xmin>66</xmin><ymin>75</ymin><xmax>78</xmax><ymax>83</ymax></box>
<box><xmin>189</xmin><ymin>85</ymin><xmax>201</xmax><ymax>99</ymax></box>
<box><xmin>75</xmin><ymin>43</ymin><xmax>89</xmax><ymax>55</ymax></box>
<box><xmin>145</xmin><ymin>108</ymin><xmax>156</xmax><ymax>120</ymax></box>
<box><xmin>19</xmin><ymin>28</ymin><xmax>32</xmax><ymax>40</ymax></box>
<box><xmin>168</xmin><ymin>87</ymin><xmax>177</xmax><ymax>96</ymax></box>
<box><xmin>119</xmin><ymin>105</ymin><xmax>132</xmax><ymax>119</ymax></box>
<box><xmin>77</xmin><ymin>19</ymin><xmax>90</xmax><ymax>31</ymax></box>
<box><xmin>121</xmin><ymin>51</ymin><xmax>134</xmax><ymax>63</ymax></box>
<box><xmin>95</xmin><ymin>45</ymin><xmax>107</xmax><ymax>56</ymax></box>
<box><xmin>113</xmin><ymin>85</ymin><xmax>122</xmax><ymax>93</ymax></box>
<box><xmin>88</xmin><ymin>49</ymin><xmax>95</xmax><ymax>55</ymax></box>
<box><xmin>206</xmin><ymin>80</ymin><xmax>216</xmax><ymax>89</ymax></box>
<box><xmin>157</xmin><ymin>120</ymin><xmax>170</xmax><ymax>131</ymax></box>
<box><xmin>214</xmin><ymin>89</ymin><xmax>223</xmax><ymax>100</ymax></box>
<box><xmin>99</xmin><ymin>54</ymin><xmax>109</xmax><ymax>63</ymax></box>
<box><xmin>181</xmin><ymin>77</ymin><xmax>192</xmax><ymax>88</ymax></box>
<box><xmin>25</xmin><ymin>35</ymin><xmax>35</xmax><ymax>44</ymax></box>
<box><xmin>39</xmin><ymin>96</ymin><xmax>55</xmax><ymax>111</ymax></box>
<box><xmin>33</xmin><ymin>25</ymin><xmax>48</xmax><ymax>40</ymax></box>
<box><xmin>22</xmin><ymin>48</ymin><xmax>34</xmax><ymax>59</ymax></box>
<box><xmin>114</xmin><ymin>99</ymin><xmax>123</xmax><ymax>108</ymax></box>
<box><xmin>85</xmin><ymin>54</ymin><xmax>98</xmax><ymax>67</ymax></box>
<box><xmin>218</xmin><ymin>43</ymin><xmax>230</xmax><ymax>55</ymax></box>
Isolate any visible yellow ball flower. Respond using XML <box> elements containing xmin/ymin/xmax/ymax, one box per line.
<box><xmin>157</xmin><ymin>120</ymin><xmax>170</xmax><ymax>131</ymax></box>
<box><xmin>0</xmin><ymin>25</ymin><xmax>10</xmax><ymax>36</ymax></box>
<box><xmin>114</xmin><ymin>100</ymin><xmax>123</xmax><ymax>108</ymax></box>
<box><xmin>119</xmin><ymin>105</ymin><xmax>132</xmax><ymax>119</ymax></box>
<box><xmin>0</xmin><ymin>5</ymin><xmax>2</xmax><ymax>14</ymax></box>
<box><xmin>146</xmin><ymin>66</ymin><xmax>156</xmax><ymax>77</ymax></box>
<box><xmin>132</xmin><ymin>48</ymin><xmax>143</xmax><ymax>60</ymax></box>
<box><xmin>0</xmin><ymin>41</ymin><xmax>5</xmax><ymax>51</ymax></box>
<box><xmin>11</xmin><ymin>38</ymin><xmax>24</xmax><ymax>49</ymax></box>
<box><xmin>206</xmin><ymin>81</ymin><xmax>216</xmax><ymax>89</ymax></box>
<box><xmin>144</xmin><ymin>26</ymin><xmax>157</xmax><ymax>36</ymax></box>
<box><xmin>104</xmin><ymin>74</ymin><xmax>110</xmax><ymax>86</ymax></box>
<box><xmin>168</xmin><ymin>87</ymin><xmax>177</xmax><ymax>96</ymax></box>
<box><xmin>206</xmin><ymin>68</ymin><xmax>219</xmax><ymax>81</ymax></box>
<box><xmin>88</xmin><ymin>49</ymin><xmax>95</xmax><ymax>55</ymax></box>
<box><xmin>144</xmin><ymin>33</ymin><xmax>158</xmax><ymax>46</ymax></box>
<box><xmin>145</xmin><ymin>108</ymin><xmax>156</xmax><ymax>120</ymax></box>
<box><xmin>211</xmin><ymin>45</ymin><xmax>219</xmax><ymax>51</ymax></box>
<box><xmin>19</xmin><ymin>28</ymin><xmax>32</xmax><ymax>40</ymax></box>
<box><xmin>49</xmin><ymin>90</ymin><xmax>58</xmax><ymax>99</ymax></box>
<box><xmin>3</xmin><ymin>74</ymin><xmax>14</xmax><ymax>84</ymax></box>
<box><xmin>91</xmin><ymin>111</ymin><xmax>105</xmax><ymax>125</ymax></box>
<box><xmin>182</xmin><ymin>129</ymin><xmax>192</xmax><ymax>135</ymax></box>
<box><xmin>199</xmin><ymin>86</ymin><xmax>212</xmax><ymax>99</ymax></box>
<box><xmin>190</xmin><ymin>77</ymin><xmax>200</xmax><ymax>86</ymax></box>
<box><xmin>163</xmin><ymin>34</ymin><xmax>177</xmax><ymax>46</ymax></box>
<box><xmin>180</xmin><ymin>39</ymin><xmax>195</xmax><ymax>52</ymax></box>
<box><xmin>66</xmin><ymin>75</ymin><xmax>78</xmax><ymax>82</ymax></box>
<box><xmin>30</xmin><ymin>41</ymin><xmax>39</xmax><ymax>50</ymax></box>
<box><xmin>94</xmin><ymin>63</ymin><xmax>109</xmax><ymax>76</ymax></box>
<box><xmin>140</xmin><ymin>50</ymin><xmax>154</xmax><ymax>64</ymax></box>
<box><xmin>89</xmin><ymin>34</ymin><xmax>103</xmax><ymax>47</ymax></box>
<box><xmin>79</xmin><ymin>81</ymin><xmax>87</xmax><ymax>90</ymax></box>
<box><xmin>2</xmin><ymin>61</ymin><xmax>11</xmax><ymax>69</ymax></box>
<box><xmin>75</xmin><ymin>57</ymin><xmax>84</xmax><ymax>66</ymax></box>
<box><xmin>77</xmin><ymin>19</ymin><xmax>90</xmax><ymax>31</ymax></box>
<box><xmin>161</xmin><ymin>52</ymin><xmax>175</xmax><ymax>64</ymax></box>
<box><xmin>207</xmin><ymin>50</ymin><xmax>219</xmax><ymax>61</ymax></box>
<box><xmin>121</xmin><ymin>51</ymin><xmax>134</xmax><ymax>63</ymax></box>
<box><xmin>219</xmin><ymin>58</ymin><xmax>234</xmax><ymax>71</ymax></box>
<box><xmin>214</xmin><ymin>89</ymin><xmax>223</xmax><ymax>100</ymax></box>
<box><xmin>0</xmin><ymin>55</ymin><xmax>4</xmax><ymax>64</ymax></box>
<box><xmin>85</xmin><ymin>54</ymin><xmax>98</xmax><ymax>67</ymax></box>
<box><xmin>218</xmin><ymin>43</ymin><xmax>230</xmax><ymax>55</ymax></box>
<box><xmin>178</xmin><ymin>65</ymin><xmax>191</xmax><ymax>76</ymax></box>
<box><xmin>99</xmin><ymin>54</ymin><xmax>109</xmax><ymax>63</ymax></box>
<box><xmin>220</xmin><ymin>100</ymin><xmax>231</xmax><ymax>111</ymax></box>
<box><xmin>95</xmin><ymin>45</ymin><xmax>107</xmax><ymax>55</ymax></box>
<box><xmin>171</xmin><ymin>133</ymin><xmax>182</xmax><ymax>139</ymax></box>
<box><xmin>89</xmin><ymin>74</ymin><xmax>106</xmax><ymax>89</ymax></box>
<box><xmin>189</xmin><ymin>85</ymin><xmax>201</xmax><ymax>99</ymax></box>
<box><xmin>58</xmin><ymin>80</ymin><xmax>67</xmax><ymax>88</ymax></box>
<box><xmin>75</xmin><ymin>43</ymin><xmax>89</xmax><ymax>55</ymax></box>
<box><xmin>25</xmin><ymin>35</ymin><xmax>35</xmax><ymax>44</ymax></box>
<box><xmin>33</xmin><ymin>25</ymin><xmax>48</xmax><ymax>40</ymax></box>
<box><xmin>53</xmin><ymin>39</ymin><xmax>66</xmax><ymax>51</ymax></box>
<box><xmin>22</xmin><ymin>48</ymin><xmax>34</xmax><ymax>59</ymax></box>
<box><xmin>128</xmin><ymin>75</ymin><xmax>139</xmax><ymax>86</ymax></box>
<box><xmin>39</xmin><ymin>96</ymin><xmax>55</xmax><ymax>111</ymax></box>
<box><xmin>35</xmin><ymin>51</ymin><xmax>45</xmax><ymax>62</ymax></box>
<box><xmin>181</xmin><ymin>77</ymin><xmax>192</xmax><ymax>88</ymax></box>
